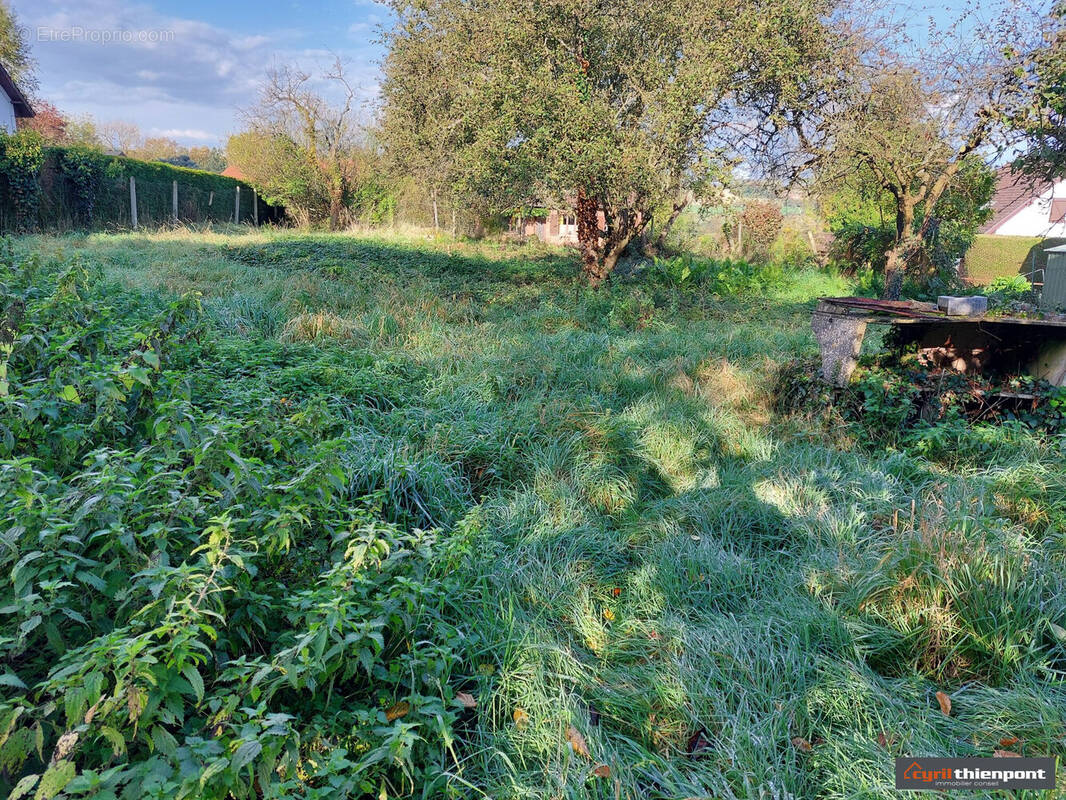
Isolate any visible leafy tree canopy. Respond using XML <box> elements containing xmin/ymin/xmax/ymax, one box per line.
<box><xmin>0</xmin><ymin>0</ymin><xmax>35</xmax><ymax>92</ymax></box>
<box><xmin>381</xmin><ymin>0</ymin><xmax>840</xmax><ymax>284</ymax></box>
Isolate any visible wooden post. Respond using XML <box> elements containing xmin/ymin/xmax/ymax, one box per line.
<box><xmin>172</xmin><ymin>180</ymin><xmax>178</xmax><ymax>224</ymax></box>
<box><xmin>252</xmin><ymin>189</ymin><xmax>258</xmax><ymax>226</ymax></box>
<box><xmin>234</xmin><ymin>186</ymin><xmax>240</xmax><ymax>224</ymax></box>
<box><xmin>129</xmin><ymin>176</ymin><xmax>138</xmax><ymax>229</ymax></box>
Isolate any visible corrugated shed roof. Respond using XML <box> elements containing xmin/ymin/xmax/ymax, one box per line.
<box><xmin>980</xmin><ymin>167</ymin><xmax>1052</xmax><ymax>234</ymax></box>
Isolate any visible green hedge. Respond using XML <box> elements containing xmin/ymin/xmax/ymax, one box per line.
<box><xmin>962</xmin><ymin>235</ymin><xmax>1066</xmax><ymax>285</ymax></box>
<box><xmin>0</xmin><ymin>131</ymin><xmax>282</xmax><ymax>232</ymax></box>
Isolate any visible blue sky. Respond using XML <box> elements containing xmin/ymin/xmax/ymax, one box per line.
<box><xmin>11</xmin><ymin>0</ymin><xmax>1000</xmax><ymax>149</ymax></box>
<box><xmin>14</xmin><ymin>0</ymin><xmax>389</xmax><ymax>146</ymax></box>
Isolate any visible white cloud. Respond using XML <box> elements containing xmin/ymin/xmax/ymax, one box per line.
<box><xmin>151</xmin><ymin>128</ymin><xmax>217</xmax><ymax>141</ymax></box>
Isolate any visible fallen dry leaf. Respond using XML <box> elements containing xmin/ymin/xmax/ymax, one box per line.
<box><xmin>591</xmin><ymin>763</ymin><xmax>611</xmax><ymax>778</ymax></box>
<box><xmin>455</xmin><ymin>692</ymin><xmax>477</xmax><ymax>710</ymax></box>
<box><xmin>994</xmin><ymin>749</ymin><xmax>1022</xmax><ymax>758</ymax></box>
<box><xmin>602</xmin><ymin>608</ymin><xmax>615</xmax><ymax>621</ymax></box>
<box><xmin>610</xmin><ymin>587</ymin><xmax>622</xmax><ymax>597</ymax></box>
<box><xmin>567</xmin><ymin>724</ymin><xmax>591</xmax><ymax>758</ymax></box>
<box><xmin>513</xmin><ymin>708</ymin><xmax>529</xmax><ymax>730</ymax></box>
<box><xmin>385</xmin><ymin>701</ymin><xmax>410</xmax><ymax>722</ymax></box>
<box><xmin>935</xmin><ymin>691</ymin><xmax>952</xmax><ymax>716</ymax></box>
<box><xmin>686</xmin><ymin>729</ymin><xmax>711</xmax><ymax>756</ymax></box>
<box><xmin>999</xmin><ymin>737</ymin><xmax>1020</xmax><ymax>748</ymax></box>
<box><xmin>791</xmin><ymin>737</ymin><xmax>813</xmax><ymax>753</ymax></box>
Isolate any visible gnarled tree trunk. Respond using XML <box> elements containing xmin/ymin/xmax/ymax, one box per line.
<box><xmin>575</xmin><ymin>190</ymin><xmax>646</xmax><ymax>286</ymax></box>
<box><xmin>881</xmin><ymin>236</ymin><xmax>922</xmax><ymax>300</ymax></box>
<box><xmin>577</xmin><ymin>190</ymin><xmax>606</xmax><ymax>285</ymax></box>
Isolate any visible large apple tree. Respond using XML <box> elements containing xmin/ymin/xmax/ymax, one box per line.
<box><xmin>381</xmin><ymin>0</ymin><xmax>840</xmax><ymax>284</ymax></box>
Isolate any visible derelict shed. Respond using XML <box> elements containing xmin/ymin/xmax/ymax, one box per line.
<box><xmin>1043</xmin><ymin>244</ymin><xmax>1066</xmax><ymax>309</ymax></box>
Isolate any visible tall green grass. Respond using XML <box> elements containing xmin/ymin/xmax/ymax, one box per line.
<box><xmin>5</xmin><ymin>228</ymin><xmax>1064</xmax><ymax>798</ymax></box>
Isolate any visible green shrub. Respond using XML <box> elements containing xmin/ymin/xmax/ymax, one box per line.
<box><xmin>0</xmin><ymin>130</ymin><xmax>45</xmax><ymax>232</ymax></box>
<box><xmin>770</xmin><ymin>229</ymin><xmax>818</xmax><ymax>270</ymax></box>
<box><xmin>650</xmin><ymin>253</ymin><xmax>786</xmax><ymax>296</ymax></box>
<box><xmin>0</xmin><ymin>246</ymin><xmax>473</xmax><ymax>798</ymax></box>
<box><xmin>827</xmin><ymin>223</ymin><xmax>895</xmax><ymax>275</ymax></box>
<box><xmin>986</xmin><ymin>275</ymin><xmax>1035</xmax><ymax>306</ymax></box>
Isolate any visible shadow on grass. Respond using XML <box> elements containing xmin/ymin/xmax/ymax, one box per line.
<box><xmin>218</xmin><ymin>234</ymin><xmax>580</xmax><ymax>288</ymax></box>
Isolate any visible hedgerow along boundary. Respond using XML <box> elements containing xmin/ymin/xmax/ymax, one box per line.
<box><xmin>0</xmin><ymin>133</ymin><xmax>283</xmax><ymax>232</ymax></box>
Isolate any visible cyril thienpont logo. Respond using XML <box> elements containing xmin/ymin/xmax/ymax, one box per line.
<box><xmin>896</xmin><ymin>757</ymin><xmax>1056</xmax><ymax>791</ymax></box>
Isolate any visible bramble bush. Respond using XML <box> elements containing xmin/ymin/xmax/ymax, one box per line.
<box><xmin>773</xmin><ymin>355</ymin><xmax>1066</xmax><ymax>452</ymax></box>
<box><xmin>0</xmin><ymin>244</ymin><xmax>477</xmax><ymax>798</ymax></box>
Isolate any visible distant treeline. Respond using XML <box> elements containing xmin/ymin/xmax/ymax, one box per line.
<box><xmin>0</xmin><ymin>131</ymin><xmax>282</xmax><ymax>233</ymax></box>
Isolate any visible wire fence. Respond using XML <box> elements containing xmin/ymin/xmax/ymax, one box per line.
<box><xmin>0</xmin><ymin>159</ymin><xmax>281</xmax><ymax>233</ymax></box>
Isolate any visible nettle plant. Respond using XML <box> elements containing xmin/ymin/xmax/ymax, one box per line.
<box><xmin>0</xmin><ymin>243</ymin><xmax>477</xmax><ymax>799</ymax></box>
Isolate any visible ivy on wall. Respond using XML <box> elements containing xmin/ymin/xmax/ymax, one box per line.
<box><xmin>58</xmin><ymin>146</ymin><xmax>105</xmax><ymax>226</ymax></box>
<box><xmin>0</xmin><ymin>130</ymin><xmax>45</xmax><ymax>232</ymax></box>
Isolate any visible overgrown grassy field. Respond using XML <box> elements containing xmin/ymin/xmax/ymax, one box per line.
<box><xmin>2</xmin><ymin>228</ymin><xmax>1064</xmax><ymax>799</ymax></box>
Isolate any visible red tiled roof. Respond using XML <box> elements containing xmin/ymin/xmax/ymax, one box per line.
<box><xmin>221</xmin><ymin>165</ymin><xmax>247</xmax><ymax>181</ymax></box>
<box><xmin>980</xmin><ymin>167</ymin><xmax>1052</xmax><ymax>234</ymax></box>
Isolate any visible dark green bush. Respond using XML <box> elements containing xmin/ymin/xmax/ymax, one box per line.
<box><xmin>0</xmin><ymin>130</ymin><xmax>45</xmax><ymax>232</ymax></box>
<box><xmin>0</xmin><ymin>144</ymin><xmax>277</xmax><ymax>232</ymax></box>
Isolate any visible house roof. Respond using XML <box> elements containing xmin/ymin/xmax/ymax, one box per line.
<box><xmin>980</xmin><ymin>167</ymin><xmax>1052</xmax><ymax>234</ymax></box>
<box><xmin>0</xmin><ymin>63</ymin><xmax>33</xmax><ymax>118</ymax></box>
<box><xmin>221</xmin><ymin>165</ymin><xmax>247</xmax><ymax>181</ymax></box>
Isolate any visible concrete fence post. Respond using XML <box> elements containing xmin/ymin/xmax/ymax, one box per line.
<box><xmin>172</xmin><ymin>180</ymin><xmax>178</xmax><ymax>224</ymax></box>
<box><xmin>253</xmin><ymin>189</ymin><xmax>258</xmax><ymax>226</ymax></box>
<box><xmin>234</xmin><ymin>186</ymin><xmax>240</xmax><ymax>224</ymax></box>
<box><xmin>129</xmin><ymin>176</ymin><xmax>138</xmax><ymax>229</ymax></box>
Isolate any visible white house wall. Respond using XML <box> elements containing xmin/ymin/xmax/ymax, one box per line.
<box><xmin>0</xmin><ymin>92</ymin><xmax>16</xmax><ymax>134</ymax></box>
<box><xmin>995</xmin><ymin>181</ymin><xmax>1066</xmax><ymax>237</ymax></box>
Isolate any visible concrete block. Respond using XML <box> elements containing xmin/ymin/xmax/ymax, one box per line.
<box><xmin>812</xmin><ymin>302</ymin><xmax>867</xmax><ymax>386</ymax></box>
<box><xmin>937</xmin><ymin>295</ymin><xmax>987</xmax><ymax>316</ymax></box>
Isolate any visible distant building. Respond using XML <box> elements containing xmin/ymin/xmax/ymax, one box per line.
<box><xmin>980</xmin><ymin>167</ymin><xmax>1066</xmax><ymax>237</ymax></box>
<box><xmin>0</xmin><ymin>63</ymin><xmax>34</xmax><ymax>134</ymax></box>
<box><xmin>221</xmin><ymin>165</ymin><xmax>248</xmax><ymax>181</ymax></box>
<box><xmin>511</xmin><ymin>208</ymin><xmax>583</xmax><ymax>245</ymax></box>
<box><xmin>509</xmin><ymin>198</ymin><xmax>640</xmax><ymax>246</ymax></box>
